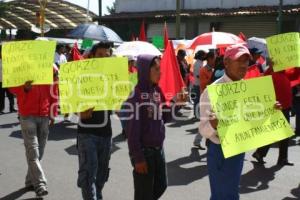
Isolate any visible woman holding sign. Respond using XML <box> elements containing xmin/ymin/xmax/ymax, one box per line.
<box><xmin>125</xmin><ymin>54</ymin><xmax>187</xmax><ymax>200</ymax></box>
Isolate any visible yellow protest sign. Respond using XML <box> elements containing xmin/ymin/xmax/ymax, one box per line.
<box><xmin>207</xmin><ymin>76</ymin><xmax>294</xmax><ymax>158</ymax></box>
<box><xmin>129</xmin><ymin>73</ymin><xmax>138</xmax><ymax>86</ymax></box>
<box><xmin>266</xmin><ymin>32</ymin><xmax>300</xmax><ymax>72</ymax></box>
<box><xmin>59</xmin><ymin>57</ymin><xmax>133</xmax><ymax>113</ymax></box>
<box><xmin>2</xmin><ymin>40</ymin><xmax>56</xmax><ymax>87</ymax></box>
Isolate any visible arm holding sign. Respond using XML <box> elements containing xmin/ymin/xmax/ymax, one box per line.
<box><xmin>79</xmin><ymin>107</ymin><xmax>95</xmax><ymax>120</ymax></box>
<box><xmin>9</xmin><ymin>80</ymin><xmax>33</xmax><ymax>95</ymax></box>
<box><xmin>198</xmin><ymin>88</ymin><xmax>220</xmax><ymax>144</ymax></box>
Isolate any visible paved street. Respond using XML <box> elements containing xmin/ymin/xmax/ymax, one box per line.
<box><xmin>0</xmin><ymin>102</ymin><xmax>300</xmax><ymax>200</ymax></box>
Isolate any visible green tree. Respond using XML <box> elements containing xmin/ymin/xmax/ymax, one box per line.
<box><xmin>106</xmin><ymin>1</ymin><xmax>116</xmax><ymax>15</ymax></box>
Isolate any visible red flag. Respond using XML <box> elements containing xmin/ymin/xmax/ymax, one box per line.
<box><xmin>159</xmin><ymin>40</ymin><xmax>185</xmax><ymax>105</ymax></box>
<box><xmin>139</xmin><ymin>20</ymin><xmax>147</xmax><ymax>41</ymax></box>
<box><xmin>72</xmin><ymin>42</ymin><xmax>83</xmax><ymax>61</ymax></box>
<box><xmin>238</xmin><ymin>32</ymin><xmax>247</xmax><ymax>41</ymax></box>
<box><xmin>163</xmin><ymin>22</ymin><xmax>169</xmax><ymax>49</ymax></box>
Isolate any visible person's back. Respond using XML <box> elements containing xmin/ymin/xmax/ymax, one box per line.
<box><xmin>8</xmin><ymin>68</ymin><xmax>58</xmax><ymax>197</ymax></box>
<box><xmin>10</xmin><ymin>84</ymin><xmax>57</xmax><ymax>117</ymax></box>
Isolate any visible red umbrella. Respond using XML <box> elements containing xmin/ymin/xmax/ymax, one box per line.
<box><xmin>189</xmin><ymin>32</ymin><xmax>245</xmax><ymax>49</ymax></box>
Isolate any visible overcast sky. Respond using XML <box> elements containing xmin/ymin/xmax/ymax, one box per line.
<box><xmin>65</xmin><ymin>0</ymin><xmax>115</xmax><ymax>16</ymax></box>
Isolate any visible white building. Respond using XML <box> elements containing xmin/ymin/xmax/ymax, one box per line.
<box><xmin>101</xmin><ymin>0</ymin><xmax>300</xmax><ymax>40</ymax></box>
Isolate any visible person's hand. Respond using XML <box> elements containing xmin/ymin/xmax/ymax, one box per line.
<box><xmin>134</xmin><ymin>161</ymin><xmax>148</xmax><ymax>174</ymax></box>
<box><xmin>24</xmin><ymin>80</ymin><xmax>33</xmax><ymax>92</ymax></box>
<box><xmin>174</xmin><ymin>88</ymin><xmax>188</xmax><ymax>106</ymax></box>
<box><xmin>209</xmin><ymin>111</ymin><xmax>218</xmax><ymax>129</ymax></box>
<box><xmin>49</xmin><ymin>117</ymin><xmax>55</xmax><ymax>126</ymax></box>
<box><xmin>79</xmin><ymin>107</ymin><xmax>94</xmax><ymax>119</ymax></box>
<box><xmin>274</xmin><ymin>101</ymin><xmax>283</xmax><ymax>110</ymax></box>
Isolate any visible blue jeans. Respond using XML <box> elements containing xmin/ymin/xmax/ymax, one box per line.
<box><xmin>207</xmin><ymin>142</ymin><xmax>245</xmax><ymax>200</ymax></box>
<box><xmin>77</xmin><ymin>133</ymin><xmax>112</xmax><ymax>200</ymax></box>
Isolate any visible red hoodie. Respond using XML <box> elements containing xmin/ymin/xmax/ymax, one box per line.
<box><xmin>264</xmin><ymin>68</ymin><xmax>292</xmax><ymax>109</ymax></box>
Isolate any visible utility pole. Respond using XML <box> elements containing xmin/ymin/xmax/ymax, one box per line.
<box><xmin>277</xmin><ymin>0</ymin><xmax>283</xmax><ymax>34</ymax></box>
<box><xmin>176</xmin><ymin>0</ymin><xmax>181</xmax><ymax>39</ymax></box>
<box><xmin>38</xmin><ymin>0</ymin><xmax>47</xmax><ymax>37</ymax></box>
<box><xmin>86</xmin><ymin>0</ymin><xmax>90</xmax><ymax>23</ymax></box>
<box><xmin>98</xmin><ymin>0</ymin><xmax>102</xmax><ymax>24</ymax></box>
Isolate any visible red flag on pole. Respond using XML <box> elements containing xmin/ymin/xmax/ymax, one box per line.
<box><xmin>139</xmin><ymin>20</ymin><xmax>147</xmax><ymax>41</ymax></box>
<box><xmin>159</xmin><ymin>40</ymin><xmax>185</xmax><ymax>105</ymax></box>
<box><xmin>72</xmin><ymin>42</ymin><xmax>83</xmax><ymax>61</ymax></box>
<box><xmin>163</xmin><ymin>22</ymin><xmax>169</xmax><ymax>49</ymax></box>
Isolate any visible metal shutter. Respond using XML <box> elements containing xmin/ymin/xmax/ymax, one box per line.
<box><xmin>147</xmin><ymin>23</ymin><xmax>186</xmax><ymax>39</ymax></box>
<box><xmin>220</xmin><ymin>21</ymin><xmax>277</xmax><ymax>38</ymax></box>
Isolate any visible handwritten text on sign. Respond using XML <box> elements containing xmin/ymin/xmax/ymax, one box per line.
<box><xmin>59</xmin><ymin>57</ymin><xmax>133</xmax><ymax>113</ymax></box>
<box><xmin>207</xmin><ymin>76</ymin><xmax>294</xmax><ymax>158</ymax></box>
<box><xmin>2</xmin><ymin>40</ymin><xmax>56</xmax><ymax>87</ymax></box>
<box><xmin>266</xmin><ymin>32</ymin><xmax>300</xmax><ymax>72</ymax></box>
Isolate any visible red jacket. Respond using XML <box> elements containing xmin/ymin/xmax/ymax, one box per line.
<box><xmin>244</xmin><ymin>64</ymin><xmax>261</xmax><ymax>80</ymax></box>
<box><xmin>264</xmin><ymin>68</ymin><xmax>292</xmax><ymax>109</ymax></box>
<box><xmin>10</xmin><ymin>84</ymin><xmax>58</xmax><ymax>118</ymax></box>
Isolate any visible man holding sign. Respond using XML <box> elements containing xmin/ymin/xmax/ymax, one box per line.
<box><xmin>9</xmin><ymin>68</ymin><xmax>58</xmax><ymax>197</ymax></box>
<box><xmin>75</xmin><ymin>42</ymin><xmax>114</xmax><ymax>200</ymax></box>
<box><xmin>198</xmin><ymin>44</ymin><xmax>291</xmax><ymax>200</ymax></box>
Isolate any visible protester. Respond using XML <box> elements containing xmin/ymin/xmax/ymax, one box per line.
<box><xmin>192</xmin><ymin>50</ymin><xmax>207</xmax><ymax>118</ymax></box>
<box><xmin>192</xmin><ymin>50</ymin><xmax>207</xmax><ymax>150</ymax></box>
<box><xmin>244</xmin><ymin>48</ymin><xmax>263</xmax><ymax>79</ymax></box>
<box><xmin>128</xmin><ymin>55</ymin><xmax>138</xmax><ymax>73</ymax></box>
<box><xmin>210</xmin><ymin>55</ymin><xmax>225</xmax><ymax>82</ymax></box>
<box><xmin>126</xmin><ymin>54</ymin><xmax>187</xmax><ymax>200</ymax></box>
<box><xmin>0</xmin><ymin>45</ymin><xmax>16</xmax><ymax>114</ymax></box>
<box><xmin>199</xmin><ymin>44</ymin><xmax>252</xmax><ymax>200</ymax></box>
<box><xmin>9</xmin><ymin>67</ymin><xmax>58</xmax><ymax>197</ymax></box>
<box><xmin>177</xmin><ymin>49</ymin><xmax>190</xmax><ymax>86</ymax></box>
<box><xmin>252</xmin><ymin>58</ymin><xmax>294</xmax><ymax>166</ymax></box>
<box><xmin>292</xmin><ymin>85</ymin><xmax>300</xmax><ymax>137</ymax></box>
<box><xmin>77</xmin><ymin>42</ymin><xmax>113</xmax><ymax>200</ymax></box>
<box><xmin>249</xmin><ymin>48</ymin><xmax>264</xmax><ymax>72</ymax></box>
<box><xmin>54</xmin><ymin>44</ymin><xmax>67</xmax><ymax>66</ymax></box>
<box><xmin>199</xmin><ymin>51</ymin><xmax>216</xmax><ymax>94</ymax></box>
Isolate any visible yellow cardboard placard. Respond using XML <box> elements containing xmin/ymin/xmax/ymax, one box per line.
<box><xmin>59</xmin><ymin>57</ymin><xmax>133</xmax><ymax>113</ymax></box>
<box><xmin>266</xmin><ymin>32</ymin><xmax>300</xmax><ymax>72</ymax></box>
<box><xmin>207</xmin><ymin>76</ymin><xmax>294</xmax><ymax>158</ymax></box>
<box><xmin>2</xmin><ymin>40</ymin><xmax>56</xmax><ymax>87</ymax></box>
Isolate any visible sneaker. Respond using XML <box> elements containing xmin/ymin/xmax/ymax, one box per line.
<box><xmin>193</xmin><ymin>144</ymin><xmax>206</xmax><ymax>150</ymax></box>
<box><xmin>25</xmin><ymin>184</ymin><xmax>34</xmax><ymax>191</ymax></box>
<box><xmin>9</xmin><ymin>108</ymin><xmax>17</xmax><ymax>113</ymax></box>
<box><xmin>277</xmin><ymin>160</ymin><xmax>294</xmax><ymax>166</ymax></box>
<box><xmin>35</xmin><ymin>186</ymin><xmax>48</xmax><ymax>197</ymax></box>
